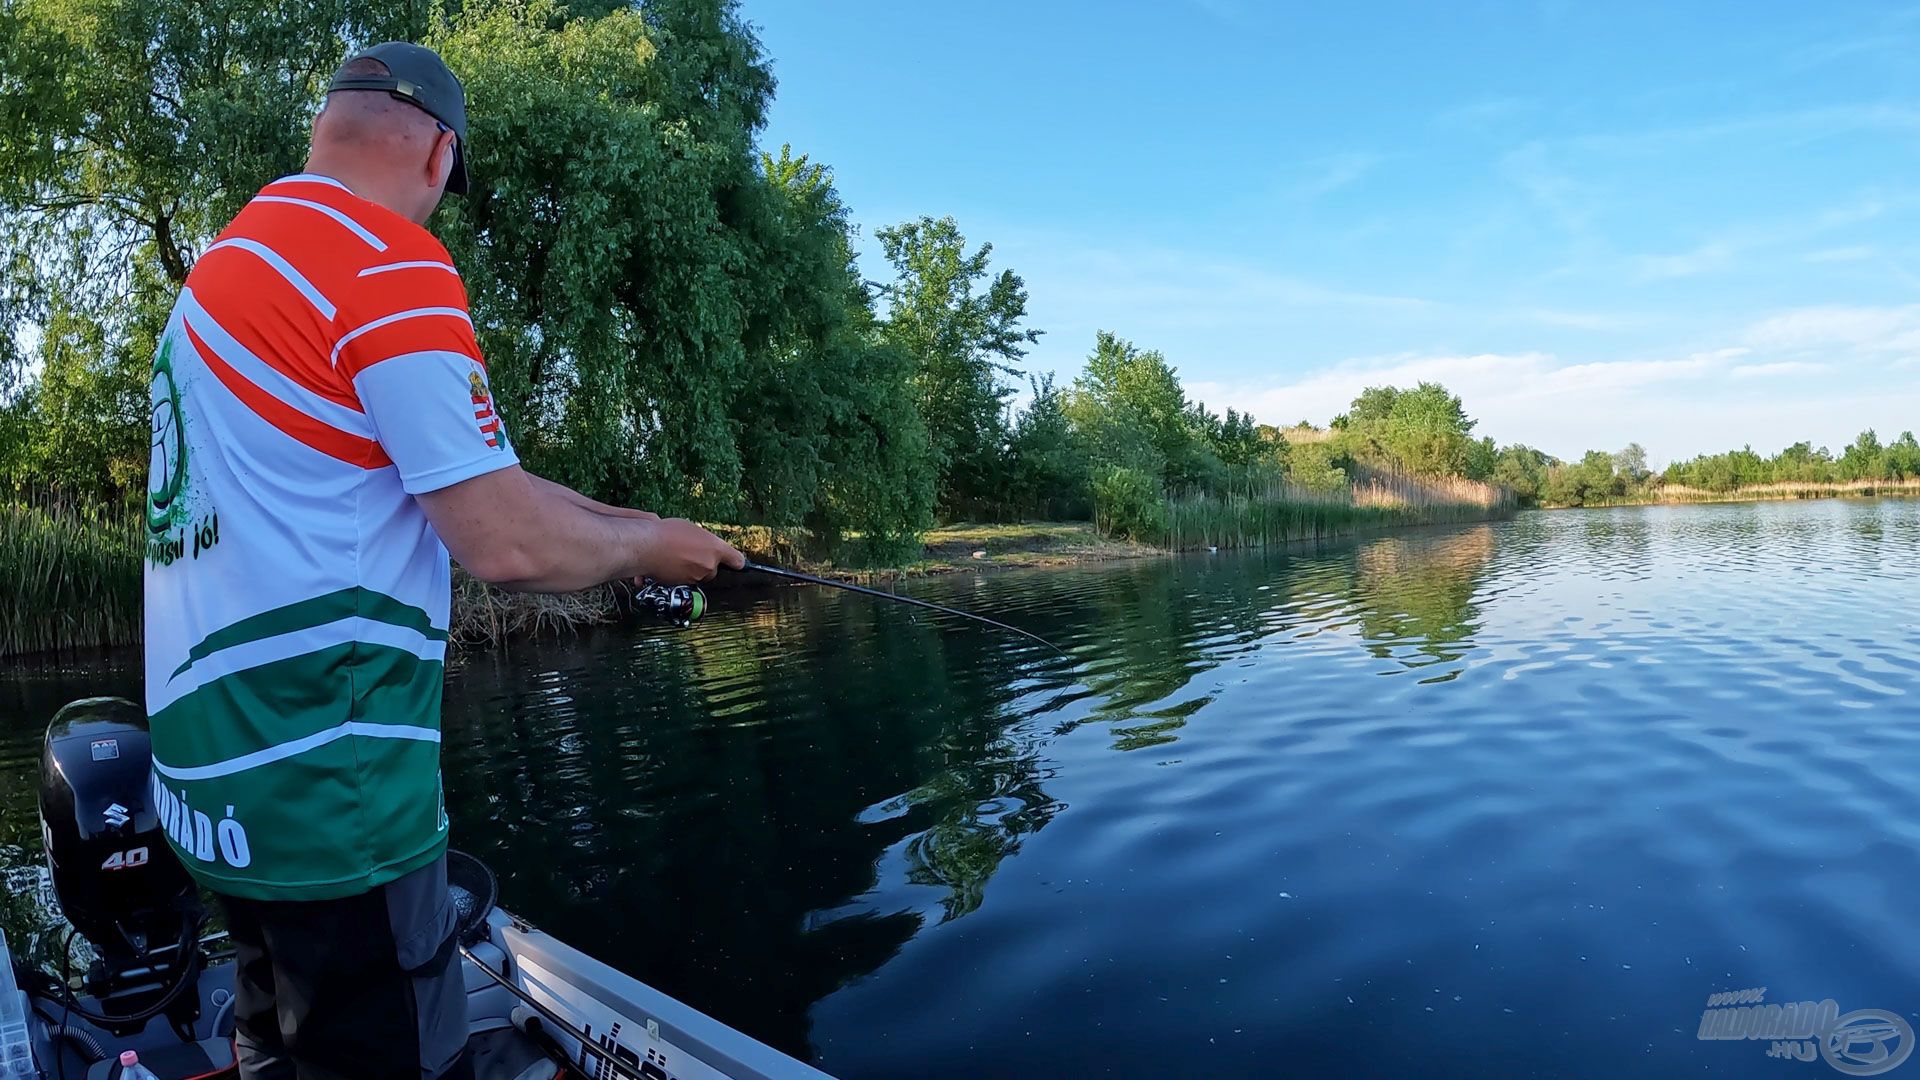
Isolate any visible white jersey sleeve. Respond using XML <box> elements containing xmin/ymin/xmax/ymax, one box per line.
<box><xmin>353</xmin><ymin>350</ymin><xmax>520</xmax><ymax>494</ymax></box>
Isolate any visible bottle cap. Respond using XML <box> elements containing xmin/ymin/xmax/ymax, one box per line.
<box><xmin>120</xmin><ymin>1051</ymin><xmax>139</xmax><ymax>1066</ymax></box>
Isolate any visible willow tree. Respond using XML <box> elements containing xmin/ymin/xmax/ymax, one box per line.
<box><xmin>733</xmin><ymin>147</ymin><xmax>933</xmax><ymax>557</ymax></box>
<box><xmin>0</xmin><ymin>0</ymin><xmax>428</xmax><ymax>495</ymax></box>
<box><xmin>4</xmin><ymin>0</ymin><xmax>936</xmax><ymax>542</ymax></box>
<box><xmin>427</xmin><ymin>0</ymin><xmax>768</xmax><ymax>515</ymax></box>
<box><xmin>436</xmin><ymin>1</ymin><xmax>932</xmax><ymax>538</ymax></box>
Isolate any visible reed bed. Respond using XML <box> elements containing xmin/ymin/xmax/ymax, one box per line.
<box><xmin>0</xmin><ymin>507</ymin><xmax>840</xmax><ymax>654</ymax></box>
<box><xmin>1</xmin><ymin>500</ymin><xmax>143</xmax><ymax>656</ymax></box>
<box><xmin>1162</xmin><ymin>473</ymin><xmax>1515</xmax><ymax>551</ymax></box>
<box><xmin>1651</xmin><ymin>478</ymin><xmax>1920</xmax><ymax>504</ymax></box>
<box><xmin>2</xmin><ymin>473</ymin><xmax>1515</xmax><ymax>654</ymax></box>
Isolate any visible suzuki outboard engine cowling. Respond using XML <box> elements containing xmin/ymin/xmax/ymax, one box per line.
<box><xmin>39</xmin><ymin>698</ymin><xmax>199</xmax><ymax>973</ymax></box>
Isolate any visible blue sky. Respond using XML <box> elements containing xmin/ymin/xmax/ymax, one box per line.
<box><xmin>750</xmin><ymin>0</ymin><xmax>1920</xmax><ymax>465</ymax></box>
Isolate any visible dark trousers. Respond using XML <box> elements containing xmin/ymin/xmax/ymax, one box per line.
<box><xmin>218</xmin><ymin>854</ymin><xmax>473</xmax><ymax>1080</ymax></box>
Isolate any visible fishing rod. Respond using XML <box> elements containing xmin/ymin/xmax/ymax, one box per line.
<box><xmin>631</xmin><ymin>561</ymin><xmax>1068</xmax><ymax>655</ymax></box>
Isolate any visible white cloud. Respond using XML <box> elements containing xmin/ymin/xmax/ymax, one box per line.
<box><xmin>1803</xmin><ymin>246</ymin><xmax>1876</xmax><ymax>263</ymax></box>
<box><xmin>1180</xmin><ymin>307</ymin><xmax>1920</xmax><ymax>462</ymax></box>
<box><xmin>1516</xmin><ymin>308</ymin><xmax>1648</xmax><ymax>331</ymax></box>
<box><xmin>1636</xmin><ymin>241</ymin><xmax>1738</xmax><ymax>280</ymax></box>
<box><xmin>1633</xmin><ymin>201</ymin><xmax>1885</xmax><ymax>281</ymax></box>
<box><xmin>1744</xmin><ymin>304</ymin><xmax>1920</xmax><ymax>356</ymax></box>
<box><xmin>1730</xmin><ymin>361</ymin><xmax>1828</xmax><ymax>378</ymax></box>
<box><xmin>1017</xmin><ymin>245</ymin><xmax>1437</xmax><ymax>330</ymax></box>
<box><xmin>1283</xmin><ymin>152</ymin><xmax>1385</xmax><ymax>201</ymax></box>
<box><xmin>1184</xmin><ymin>348</ymin><xmax>1746</xmax><ymax>460</ymax></box>
<box><xmin>1432</xmin><ymin>97</ymin><xmax>1536</xmax><ymax>134</ymax></box>
<box><xmin>1546</xmin><ymin>104</ymin><xmax>1920</xmax><ymax>155</ymax></box>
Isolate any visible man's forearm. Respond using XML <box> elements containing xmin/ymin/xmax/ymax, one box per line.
<box><xmin>421</xmin><ymin>465</ymin><xmax>741</xmax><ymax>592</ymax></box>
<box><xmin>525</xmin><ymin>472</ymin><xmax>656</xmax><ymax>520</ymax></box>
<box><xmin>424</xmin><ymin>468</ymin><xmax>647</xmax><ymax>591</ymax></box>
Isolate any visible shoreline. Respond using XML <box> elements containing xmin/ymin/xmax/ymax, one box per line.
<box><xmin>16</xmin><ymin>488</ymin><xmax>1905</xmax><ymax>658</ymax></box>
<box><xmin>452</xmin><ymin>512</ymin><xmax>1520</xmax><ymax>643</ymax></box>
<box><xmin>1541</xmin><ymin>482</ymin><xmax>1920</xmax><ymax>511</ymax></box>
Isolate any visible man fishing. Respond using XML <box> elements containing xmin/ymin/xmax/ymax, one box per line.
<box><xmin>141</xmin><ymin>42</ymin><xmax>743</xmax><ymax>1079</ymax></box>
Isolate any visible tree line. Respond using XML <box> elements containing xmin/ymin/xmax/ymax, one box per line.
<box><xmin>1491</xmin><ymin>430</ymin><xmax>1920</xmax><ymax>508</ymax></box>
<box><xmin>0</xmin><ymin>0</ymin><xmax>1906</xmax><ymax>564</ymax></box>
<box><xmin>0</xmin><ymin>0</ymin><xmax>1318</xmax><ymax>559</ymax></box>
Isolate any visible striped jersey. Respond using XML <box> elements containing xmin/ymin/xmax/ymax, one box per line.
<box><xmin>143</xmin><ymin>173</ymin><xmax>516</xmax><ymax>901</ymax></box>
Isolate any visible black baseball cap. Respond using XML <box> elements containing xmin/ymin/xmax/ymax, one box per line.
<box><xmin>327</xmin><ymin>42</ymin><xmax>469</xmax><ymax>194</ymax></box>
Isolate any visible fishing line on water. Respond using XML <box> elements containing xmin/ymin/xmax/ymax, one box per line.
<box><xmin>633</xmin><ymin>561</ymin><xmax>1070</xmax><ymax>656</ymax></box>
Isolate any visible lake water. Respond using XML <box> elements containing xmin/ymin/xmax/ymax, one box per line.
<box><xmin>6</xmin><ymin>500</ymin><xmax>1920</xmax><ymax>1078</ymax></box>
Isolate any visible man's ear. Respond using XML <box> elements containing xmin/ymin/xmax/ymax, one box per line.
<box><xmin>428</xmin><ymin>127</ymin><xmax>456</xmax><ymax>188</ymax></box>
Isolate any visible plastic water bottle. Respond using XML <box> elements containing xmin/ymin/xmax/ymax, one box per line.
<box><xmin>0</xmin><ymin>927</ymin><xmax>38</xmax><ymax>1078</ymax></box>
<box><xmin>115</xmin><ymin>1051</ymin><xmax>159</xmax><ymax>1080</ymax></box>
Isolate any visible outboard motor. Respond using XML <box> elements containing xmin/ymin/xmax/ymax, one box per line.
<box><xmin>38</xmin><ymin>698</ymin><xmax>203</xmax><ymax>1037</ymax></box>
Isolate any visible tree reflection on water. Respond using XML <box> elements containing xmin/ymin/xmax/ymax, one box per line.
<box><xmin>0</xmin><ymin>523</ymin><xmax>1500</xmax><ymax>1064</ymax></box>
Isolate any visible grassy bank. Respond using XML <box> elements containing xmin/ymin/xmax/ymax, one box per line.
<box><xmin>448</xmin><ymin>523</ymin><xmax>1157</xmax><ymax>640</ymax></box>
<box><xmin>1</xmin><ymin>485</ymin><xmax>1501</xmax><ymax>654</ymax></box>
<box><xmin>1161</xmin><ymin>474</ymin><xmax>1516</xmax><ymax>550</ymax></box>
<box><xmin>0</xmin><ymin>507</ymin><xmax>1157</xmax><ymax>654</ymax></box>
<box><xmin>1548</xmin><ymin>477</ymin><xmax>1920</xmax><ymax>509</ymax></box>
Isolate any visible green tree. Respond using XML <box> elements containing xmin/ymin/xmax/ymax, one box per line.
<box><xmin>1286</xmin><ymin>440</ymin><xmax>1347</xmax><ymax>493</ymax></box>
<box><xmin>1067</xmin><ymin>331</ymin><xmax>1212</xmax><ymax>488</ymax></box>
<box><xmin>1613</xmin><ymin>443</ymin><xmax>1650</xmax><ymax>486</ymax></box>
<box><xmin>1464</xmin><ymin>435</ymin><xmax>1497</xmax><ymax>482</ymax></box>
<box><xmin>1491</xmin><ymin>444</ymin><xmax>1554</xmax><ymax>505</ymax></box>
<box><xmin>1839</xmin><ymin>429</ymin><xmax>1888</xmax><ymax>481</ymax></box>
<box><xmin>0</xmin><ymin>0</ymin><xmax>946</xmax><ymax>539</ymax></box>
<box><xmin>0</xmin><ymin>0</ymin><xmax>428</xmax><ymax>497</ymax></box>
<box><xmin>1542</xmin><ymin>450</ymin><xmax>1621</xmax><ymax>506</ymax></box>
<box><xmin>1770</xmin><ymin>441</ymin><xmax>1833</xmax><ymax>484</ymax></box>
<box><xmin>1335</xmin><ymin>382</ymin><xmax>1479</xmax><ymax>478</ymax></box>
<box><xmin>1007</xmin><ymin>374</ymin><xmax>1088</xmax><ymax>519</ymax></box>
<box><xmin>433</xmin><ymin>0</ymin><xmax>781</xmax><ymax>515</ymax></box>
<box><xmin>733</xmin><ymin>146</ymin><xmax>934</xmax><ymax>554</ymax></box>
<box><xmin>1202</xmin><ymin>407</ymin><xmax>1269</xmax><ymax>470</ymax></box>
<box><xmin>1886</xmin><ymin>431</ymin><xmax>1920</xmax><ymax>479</ymax></box>
<box><xmin>1090</xmin><ymin>465</ymin><xmax>1165</xmax><ymax>542</ymax></box>
<box><xmin>874</xmin><ymin>216</ymin><xmax>1041</xmax><ymax>514</ymax></box>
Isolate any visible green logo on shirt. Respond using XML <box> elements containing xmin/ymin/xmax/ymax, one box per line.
<box><xmin>148</xmin><ymin>337</ymin><xmax>188</xmax><ymax>536</ymax></box>
<box><xmin>147</xmin><ymin>333</ymin><xmax>220</xmax><ymax>565</ymax></box>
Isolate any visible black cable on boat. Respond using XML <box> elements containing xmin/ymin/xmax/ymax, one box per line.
<box><xmin>30</xmin><ymin>916</ymin><xmax>202</xmax><ymax>1033</ymax></box>
<box><xmin>458</xmin><ymin>944</ymin><xmax>651</xmax><ymax>1080</ymax></box>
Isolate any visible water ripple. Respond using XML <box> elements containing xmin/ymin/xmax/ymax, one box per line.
<box><xmin>7</xmin><ymin>501</ymin><xmax>1920</xmax><ymax>1079</ymax></box>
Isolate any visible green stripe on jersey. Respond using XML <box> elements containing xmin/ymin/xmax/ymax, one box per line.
<box><xmin>152</xmin><ymin>640</ymin><xmax>443</xmax><ymax>773</ymax></box>
<box><xmin>172</xmin><ymin>586</ymin><xmax>447</xmax><ymax>678</ymax></box>
<box><xmin>153</xmin><ymin>730</ymin><xmax>447</xmax><ymax>899</ymax></box>
<box><xmin>148</xmin><ymin>638</ymin><xmax>450</xmax><ymax>900</ymax></box>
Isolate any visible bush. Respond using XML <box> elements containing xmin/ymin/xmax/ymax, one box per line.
<box><xmin>1092</xmin><ymin>466</ymin><xmax>1166</xmax><ymax>542</ymax></box>
<box><xmin>1287</xmin><ymin>441</ymin><xmax>1349</xmax><ymax>493</ymax></box>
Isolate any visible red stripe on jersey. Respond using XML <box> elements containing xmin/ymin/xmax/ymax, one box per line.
<box><xmin>184</xmin><ymin>320</ymin><xmax>393</xmax><ymax>470</ymax></box>
<box><xmin>334</xmin><ymin>312</ymin><xmax>482</xmax><ymax>380</ymax></box>
<box><xmin>191</xmin><ymin>285</ymin><xmax>362</xmax><ymax>413</ymax></box>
